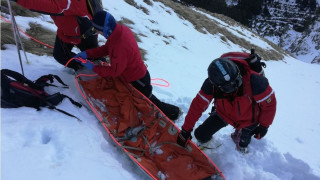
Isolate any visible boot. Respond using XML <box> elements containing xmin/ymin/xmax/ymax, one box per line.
<box><xmin>231</xmin><ymin>129</ymin><xmax>241</xmax><ymax>145</ymax></box>
<box><xmin>197</xmin><ymin>138</ymin><xmax>213</xmax><ymax>150</ymax></box>
<box><xmin>149</xmin><ymin>95</ymin><xmax>183</xmax><ymax>121</ymax></box>
<box><xmin>231</xmin><ymin>130</ymin><xmax>249</xmax><ymax>154</ymax></box>
<box><xmin>238</xmin><ymin>146</ymin><xmax>249</xmax><ymax>154</ymax></box>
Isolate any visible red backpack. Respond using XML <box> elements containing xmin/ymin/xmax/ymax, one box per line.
<box><xmin>220</xmin><ymin>49</ymin><xmax>266</xmax><ymax>76</ymax></box>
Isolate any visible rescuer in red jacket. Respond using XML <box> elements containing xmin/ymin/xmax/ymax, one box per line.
<box><xmin>177</xmin><ymin>57</ymin><xmax>277</xmax><ymax>153</ymax></box>
<box><xmin>15</xmin><ymin>0</ymin><xmax>99</xmax><ymax>70</ymax></box>
<box><xmin>74</xmin><ymin>11</ymin><xmax>182</xmax><ymax>121</ymax></box>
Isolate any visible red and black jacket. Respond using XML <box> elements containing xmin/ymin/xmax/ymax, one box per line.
<box><xmin>182</xmin><ymin>59</ymin><xmax>277</xmax><ymax>131</ymax></box>
<box><xmin>86</xmin><ymin>24</ymin><xmax>147</xmax><ymax>83</ymax></box>
<box><xmin>17</xmin><ymin>0</ymin><xmax>92</xmax><ymax>45</ymax></box>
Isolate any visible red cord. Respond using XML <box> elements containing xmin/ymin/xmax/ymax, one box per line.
<box><xmin>74</xmin><ymin>74</ymin><xmax>158</xmax><ymax>180</ymax></box>
<box><xmin>151</xmin><ymin>78</ymin><xmax>170</xmax><ymax>87</ymax></box>
<box><xmin>1</xmin><ymin>15</ymin><xmax>170</xmax><ymax>88</ymax></box>
<box><xmin>1</xmin><ymin>15</ymin><xmax>54</xmax><ymax>49</ymax></box>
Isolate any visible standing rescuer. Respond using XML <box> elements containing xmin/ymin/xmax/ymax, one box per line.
<box><xmin>13</xmin><ymin>0</ymin><xmax>99</xmax><ymax>71</ymax></box>
<box><xmin>177</xmin><ymin>54</ymin><xmax>277</xmax><ymax>153</ymax></box>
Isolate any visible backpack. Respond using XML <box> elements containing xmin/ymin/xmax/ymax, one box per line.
<box><xmin>220</xmin><ymin>49</ymin><xmax>267</xmax><ymax>76</ymax></box>
<box><xmin>1</xmin><ymin>69</ymin><xmax>82</xmax><ymax>121</ymax></box>
<box><xmin>86</xmin><ymin>0</ymin><xmax>103</xmax><ymax>17</ymax></box>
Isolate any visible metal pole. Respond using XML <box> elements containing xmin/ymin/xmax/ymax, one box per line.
<box><xmin>6</xmin><ymin>0</ymin><xmax>26</xmax><ymax>75</ymax></box>
<box><xmin>12</xmin><ymin>15</ymin><xmax>29</xmax><ymax>64</ymax></box>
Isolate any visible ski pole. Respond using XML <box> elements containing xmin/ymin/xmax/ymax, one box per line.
<box><xmin>6</xmin><ymin>0</ymin><xmax>28</xmax><ymax>75</ymax></box>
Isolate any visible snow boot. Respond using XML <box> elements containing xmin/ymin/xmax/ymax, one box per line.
<box><xmin>197</xmin><ymin>138</ymin><xmax>213</xmax><ymax>150</ymax></box>
<box><xmin>231</xmin><ymin>129</ymin><xmax>249</xmax><ymax>154</ymax></box>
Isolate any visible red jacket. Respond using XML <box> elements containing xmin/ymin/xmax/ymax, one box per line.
<box><xmin>182</xmin><ymin>60</ymin><xmax>277</xmax><ymax>131</ymax></box>
<box><xmin>17</xmin><ymin>0</ymin><xmax>92</xmax><ymax>44</ymax></box>
<box><xmin>86</xmin><ymin>24</ymin><xmax>147</xmax><ymax>83</ymax></box>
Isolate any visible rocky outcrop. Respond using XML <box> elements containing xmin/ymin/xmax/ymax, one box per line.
<box><xmin>251</xmin><ymin>0</ymin><xmax>319</xmax><ymax>63</ymax></box>
<box><xmin>179</xmin><ymin>0</ymin><xmax>319</xmax><ymax>63</ymax></box>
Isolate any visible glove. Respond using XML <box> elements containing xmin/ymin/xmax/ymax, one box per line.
<box><xmin>75</xmin><ymin>59</ymin><xmax>95</xmax><ymax>71</ymax></box>
<box><xmin>177</xmin><ymin>129</ymin><xmax>192</xmax><ymax>147</ymax></box>
<box><xmin>74</xmin><ymin>51</ymin><xmax>88</xmax><ymax>60</ymax></box>
<box><xmin>252</xmin><ymin>125</ymin><xmax>268</xmax><ymax>139</ymax></box>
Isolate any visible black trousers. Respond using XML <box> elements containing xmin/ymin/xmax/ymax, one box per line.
<box><xmin>130</xmin><ymin>71</ymin><xmax>181</xmax><ymax>121</ymax></box>
<box><xmin>194</xmin><ymin>111</ymin><xmax>228</xmax><ymax>143</ymax></box>
<box><xmin>194</xmin><ymin>110</ymin><xmax>258</xmax><ymax>147</ymax></box>
<box><xmin>53</xmin><ymin>17</ymin><xmax>99</xmax><ymax>70</ymax></box>
<box><xmin>53</xmin><ymin>34</ymin><xmax>99</xmax><ymax>70</ymax></box>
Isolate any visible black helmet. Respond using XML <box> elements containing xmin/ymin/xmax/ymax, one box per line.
<box><xmin>207</xmin><ymin>58</ymin><xmax>242</xmax><ymax>93</ymax></box>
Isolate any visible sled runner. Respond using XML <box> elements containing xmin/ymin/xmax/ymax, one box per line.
<box><xmin>75</xmin><ymin>70</ymin><xmax>225</xmax><ymax>180</ymax></box>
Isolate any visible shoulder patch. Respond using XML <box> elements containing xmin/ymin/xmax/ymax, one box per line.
<box><xmin>201</xmin><ymin>78</ymin><xmax>214</xmax><ymax>95</ymax></box>
<box><xmin>266</xmin><ymin>96</ymin><xmax>272</xmax><ymax>104</ymax></box>
<box><xmin>251</xmin><ymin>74</ymin><xmax>269</xmax><ymax>95</ymax></box>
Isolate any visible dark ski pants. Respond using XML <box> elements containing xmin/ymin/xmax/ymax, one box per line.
<box><xmin>130</xmin><ymin>71</ymin><xmax>181</xmax><ymax>121</ymax></box>
<box><xmin>194</xmin><ymin>110</ymin><xmax>258</xmax><ymax>148</ymax></box>
<box><xmin>194</xmin><ymin>111</ymin><xmax>227</xmax><ymax>143</ymax></box>
<box><xmin>53</xmin><ymin>34</ymin><xmax>99</xmax><ymax>70</ymax></box>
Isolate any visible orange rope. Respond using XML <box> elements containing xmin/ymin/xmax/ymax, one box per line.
<box><xmin>0</xmin><ymin>15</ymin><xmax>54</xmax><ymax>49</ymax></box>
<box><xmin>74</xmin><ymin>74</ymin><xmax>158</xmax><ymax>180</ymax></box>
<box><xmin>1</xmin><ymin>15</ymin><xmax>170</xmax><ymax>88</ymax></box>
<box><xmin>67</xmin><ymin>58</ymin><xmax>170</xmax><ymax>87</ymax></box>
<box><xmin>151</xmin><ymin>78</ymin><xmax>170</xmax><ymax>87</ymax></box>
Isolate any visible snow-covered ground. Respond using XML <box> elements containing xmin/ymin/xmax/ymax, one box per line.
<box><xmin>1</xmin><ymin>0</ymin><xmax>320</xmax><ymax>179</ymax></box>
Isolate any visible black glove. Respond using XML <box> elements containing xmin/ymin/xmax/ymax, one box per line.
<box><xmin>177</xmin><ymin>129</ymin><xmax>192</xmax><ymax>147</ymax></box>
<box><xmin>252</xmin><ymin>125</ymin><xmax>268</xmax><ymax>139</ymax></box>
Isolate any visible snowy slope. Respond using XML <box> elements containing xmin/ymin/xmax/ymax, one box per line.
<box><xmin>1</xmin><ymin>0</ymin><xmax>320</xmax><ymax>180</ymax></box>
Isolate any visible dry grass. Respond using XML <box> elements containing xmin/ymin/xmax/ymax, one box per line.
<box><xmin>117</xmin><ymin>18</ymin><xmax>148</xmax><ymax>61</ymax></box>
<box><xmin>154</xmin><ymin>0</ymin><xmax>287</xmax><ymax>60</ymax></box>
<box><xmin>139</xmin><ymin>48</ymin><xmax>147</xmax><ymax>61</ymax></box>
<box><xmin>1</xmin><ymin>22</ymin><xmax>55</xmax><ymax>56</ymax></box>
<box><xmin>124</xmin><ymin>0</ymin><xmax>150</xmax><ymax>15</ymax></box>
<box><xmin>143</xmin><ymin>0</ymin><xmax>153</xmax><ymax>6</ymax></box>
<box><xmin>119</xmin><ymin>17</ymin><xmax>135</xmax><ymax>26</ymax></box>
<box><xmin>1</xmin><ymin>0</ymin><xmax>40</xmax><ymax>17</ymax></box>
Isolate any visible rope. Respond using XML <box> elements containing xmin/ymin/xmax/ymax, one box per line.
<box><xmin>151</xmin><ymin>78</ymin><xmax>170</xmax><ymax>87</ymax></box>
<box><xmin>0</xmin><ymin>15</ymin><xmax>54</xmax><ymax>49</ymax></box>
<box><xmin>1</xmin><ymin>15</ymin><xmax>170</xmax><ymax>87</ymax></box>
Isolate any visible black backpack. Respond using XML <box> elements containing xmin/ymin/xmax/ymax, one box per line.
<box><xmin>1</xmin><ymin>69</ymin><xmax>82</xmax><ymax>121</ymax></box>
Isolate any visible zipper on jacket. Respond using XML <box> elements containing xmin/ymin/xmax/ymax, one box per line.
<box><xmin>251</xmin><ymin>101</ymin><xmax>256</xmax><ymax>123</ymax></box>
<box><xmin>222</xmin><ymin>100</ymin><xmax>225</xmax><ymax>111</ymax></box>
<box><xmin>237</xmin><ymin>101</ymin><xmax>241</xmax><ymax>115</ymax></box>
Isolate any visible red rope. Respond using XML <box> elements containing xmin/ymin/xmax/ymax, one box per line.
<box><xmin>0</xmin><ymin>15</ymin><xmax>54</xmax><ymax>49</ymax></box>
<box><xmin>74</xmin><ymin>74</ymin><xmax>158</xmax><ymax>180</ymax></box>
<box><xmin>67</xmin><ymin>58</ymin><xmax>170</xmax><ymax>87</ymax></box>
<box><xmin>151</xmin><ymin>78</ymin><xmax>170</xmax><ymax>87</ymax></box>
<box><xmin>1</xmin><ymin>15</ymin><xmax>170</xmax><ymax>88</ymax></box>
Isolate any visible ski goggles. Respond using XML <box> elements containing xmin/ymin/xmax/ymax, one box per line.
<box><xmin>217</xmin><ymin>73</ymin><xmax>242</xmax><ymax>93</ymax></box>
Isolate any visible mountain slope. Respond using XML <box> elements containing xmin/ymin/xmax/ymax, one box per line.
<box><xmin>1</xmin><ymin>0</ymin><xmax>320</xmax><ymax>179</ymax></box>
<box><xmin>178</xmin><ymin>0</ymin><xmax>320</xmax><ymax>64</ymax></box>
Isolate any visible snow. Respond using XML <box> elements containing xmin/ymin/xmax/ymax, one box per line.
<box><xmin>1</xmin><ymin>0</ymin><xmax>320</xmax><ymax>180</ymax></box>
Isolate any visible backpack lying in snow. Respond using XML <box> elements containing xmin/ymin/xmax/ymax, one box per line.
<box><xmin>220</xmin><ymin>49</ymin><xmax>267</xmax><ymax>76</ymax></box>
<box><xmin>1</xmin><ymin>69</ymin><xmax>82</xmax><ymax>120</ymax></box>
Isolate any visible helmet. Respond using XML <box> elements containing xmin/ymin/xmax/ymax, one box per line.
<box><xmin>207</xmin><ymin>58</ymin><xmax>242</xmax><ymax>93</ymax></box>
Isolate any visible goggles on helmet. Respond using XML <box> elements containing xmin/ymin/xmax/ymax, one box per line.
<box><xmin>217</xmin><ymin>73</ymin><xmax>242</xmax><ymax>93</ymax></box>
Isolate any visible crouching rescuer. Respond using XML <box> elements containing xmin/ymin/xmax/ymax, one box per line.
<box><xmin>177</xmin><ymin>55</ymin><xmax>277</xmax><ymax>153</ymax></box>
<box><xmin>73</xmin><ymin>11</ymin><xmax>182</xmax><ymax>121</ymax></box>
